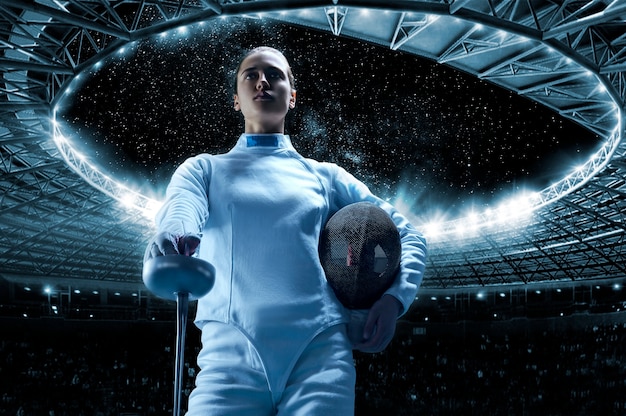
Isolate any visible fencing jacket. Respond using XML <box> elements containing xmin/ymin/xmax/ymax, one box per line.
<box><xmin>155</xmin><ymin>133</ymin><xmax>427</xmax><ymax>382</ymax></box>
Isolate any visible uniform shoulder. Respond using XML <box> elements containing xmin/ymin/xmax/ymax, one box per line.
<box><xmin>173</xmin><ymin>153</ymin><xmax>214</xmax><ymax>176</ymax></box>
<box><xmin>304</xmin><ymin>157</ymin><xmax>338</xmax><ymax>172</ymax></box>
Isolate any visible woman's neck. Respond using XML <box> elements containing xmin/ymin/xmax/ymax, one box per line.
<box><xmin>244</xmin><ymin>120</ymin><xmax>285</xmax><ymax>135</ymax></box>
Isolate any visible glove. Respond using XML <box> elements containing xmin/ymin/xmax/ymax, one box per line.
<box><xmin>144</xmin><ymin>232</ymin><xmax>201</xmax><ymax>263</ymax></box>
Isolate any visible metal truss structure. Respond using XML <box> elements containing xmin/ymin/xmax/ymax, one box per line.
<box><xmin>1</xmin><ymin>0</ymin><xmax>625</xmax><ymax>295</ymax></box>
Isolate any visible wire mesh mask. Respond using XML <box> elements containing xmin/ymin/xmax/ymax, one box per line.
<box><xmin>319</xmin><ymin>202</ymin><xmax>401</xmax><ymax>309</ymax></box>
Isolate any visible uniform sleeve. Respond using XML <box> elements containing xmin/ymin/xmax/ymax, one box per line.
<box><xmin>329</xmin><ymin>164</ymin><xmax>427</xmax><ymax>316</ymax></box>
<box><xmin>155</xmin><ymin>155</ymin><xmax>212</xmax><ymax>236</ymax></box>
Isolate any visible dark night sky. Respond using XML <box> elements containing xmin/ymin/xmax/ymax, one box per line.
<box><xmin>59</xmin><ymin>17</ymin><xmax>600</xmax><ymax>220</ymax></box>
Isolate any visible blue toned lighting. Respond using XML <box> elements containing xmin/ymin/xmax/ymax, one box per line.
<box><xmin>51</xmin><ymin>114</ymin><xmax>163</xmax><ymax>221</ymax></box>
<box><xmin>48</xmin><ymin>9</ymin><xmax>624</xmax><ymax>244</ymax></box>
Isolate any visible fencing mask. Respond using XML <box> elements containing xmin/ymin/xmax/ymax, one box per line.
<box><xmin>319</xmin><ymin>202</ymin><xmax>401</xmax><ymax>309</ymax></box>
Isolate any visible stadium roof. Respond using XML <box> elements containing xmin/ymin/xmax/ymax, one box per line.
<box><xmin>1</xmin><ymin>0</ymin><xmax>625</xmax><ymax>294</ymax></box>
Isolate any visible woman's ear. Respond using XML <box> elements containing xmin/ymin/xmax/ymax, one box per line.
<box><xmin>233</xmin><ymin>94</ymin><xmax>240</xmax><ymax>111</ymax></box>
<box><xmin>289</xmin><ymin>90</ymin><xmax>297</xmax><ymax>109</ymax></box>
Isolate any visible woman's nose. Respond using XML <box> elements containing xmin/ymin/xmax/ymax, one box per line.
<box><xmin>256</xmin><ymin>73</ymin><xmax>269</xmax><ymax>90</ymax></box>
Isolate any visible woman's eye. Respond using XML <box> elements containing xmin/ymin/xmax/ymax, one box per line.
<box><xmin>266</xmin><ymin>70</ymin><xmax>283</xmax><ymax>79</ymax></box>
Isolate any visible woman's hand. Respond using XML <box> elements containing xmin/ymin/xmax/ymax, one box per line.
<box><xmin>353</xmin><ymin>294</ymin><xmax>403</xmax><ymax>353</ymax></box>
<box><xmin>144</xmin><ymin>232</ymin><xmax>201</xmax><ymax>262</ymax></box>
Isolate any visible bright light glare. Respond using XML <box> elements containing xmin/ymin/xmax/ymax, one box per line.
<box><xmin>142</xmin><ymin>198</ymin><xmax>163</xmax><ymax>220</ymax></box>
<box><xmin>466</xmin><ymin>211</ymin><xmax>479</xmax><ymax>230</ymax></box>
<box><xmin>423</xmin><ymin>221</ymin><xmax>442</xmax><ymax>238</ymax></box>
<box><xmin>53</xmin><ymin>133</ymin><xmax>66</xmax><ymax>145</ymax></box>
<box><xmin>454</xmin><ymin>222</ymin><xmax>467</xmax><ymax>237</ymax></box>
<box><xmin>52</xmin><ymin>117</ymin><xmax>164</xmax><ymax>221</ymax></box>
<box><xmin>120</xmin><ymin>191</ymin><xmax>137</xmax><ymax>208</ymax></box>
<box><xmin>50</xmin><ymin>21</ymin><xmax>622</xmax><ymax>243</ymax></box>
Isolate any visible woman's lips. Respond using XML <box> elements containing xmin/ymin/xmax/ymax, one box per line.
<box><xmin>254</xmin><ymin>92</ymin><xmax>273</xmax><ymax>101</ymax></box>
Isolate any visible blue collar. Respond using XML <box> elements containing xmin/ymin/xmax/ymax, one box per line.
<box><xmin>247</xmin><ymin>135</ymin><xmax>279</xmax><ymax>147</ymax></box>
<box><xmin>240</xmin><ymin>134</ymin><xmax>291</xmax><ymax>149</ymax></box>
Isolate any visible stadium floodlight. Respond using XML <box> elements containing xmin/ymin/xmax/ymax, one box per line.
<box><xmin>45</xmin><ymin>6</ymin><xmax>623</xmax><ymax>243</ymax></box>
<box><xmin>51</xmin><ymin>115</ymin><xmax>162</xmax><ymax>223</ymax></box>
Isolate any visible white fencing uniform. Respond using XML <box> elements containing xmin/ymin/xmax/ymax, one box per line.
<box><xmin>154</xmin><ymin>134</ymin><xmax>427</xmax><ymax>415</ymax></box>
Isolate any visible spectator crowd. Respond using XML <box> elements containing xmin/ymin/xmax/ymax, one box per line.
<box><xmin>2</xmin><ymin>312</ymin><xmax>626</xmax><ymax>415</ymax></box>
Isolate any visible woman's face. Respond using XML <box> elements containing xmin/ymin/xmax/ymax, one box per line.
<box><xmin>233</xmin><ymin>50</ymin><xmax>296</xmax><ymax>134</ymax></box>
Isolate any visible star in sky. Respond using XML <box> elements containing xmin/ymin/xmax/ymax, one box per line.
<box><xmin>60</xmin><ymin>17</ymin><xmax>599</xmax><ymax>220</ymax></box>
